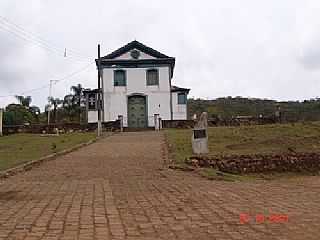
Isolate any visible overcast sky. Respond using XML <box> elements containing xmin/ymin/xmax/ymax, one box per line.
<box><xmin>1</xmin><ymin>0</ymin><xmax>320</xmax><ymax>109</ymax></box>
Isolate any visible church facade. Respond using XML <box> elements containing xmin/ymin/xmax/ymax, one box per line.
<box><xmin>85</xmin><ymin>40</ymin><xmax>190</xmax><ymax>128</ymax></box>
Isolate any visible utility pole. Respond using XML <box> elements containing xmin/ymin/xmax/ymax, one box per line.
<box><xmin>0</xmin><ymin>108</ymin><xmax>3</xmax><ymax>136</ymax></box>
<box><xmin>48</xmin><ymin>80</ymin><xmax>58</xmax><ymax>125</ymax></box>
<box><xmin>97</xmin><ymin>44</ymin><xmax>102</xmax><ymax>137</ymax></box>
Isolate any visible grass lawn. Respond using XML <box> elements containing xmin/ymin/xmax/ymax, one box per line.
<box><xmin>165</xmin><ymin>122</ymin><xmax>320</xmax><ymax>163</ymax></box>
<box><xmin>0</xmin><ymin>132</ymin><xmax>96</xmax><ymax>171</ymax></box>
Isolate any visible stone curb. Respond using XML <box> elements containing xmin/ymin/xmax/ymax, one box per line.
<box><xmin>0</xmin><ymin>133</ymin><xmax>114</xmax><ymax>180</ymax></box>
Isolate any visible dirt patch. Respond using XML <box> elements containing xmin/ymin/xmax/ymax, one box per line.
<box><xmin>226</xmin><ymin>138</ymin><xmax>292</xmax><ymax>151</ymax></box>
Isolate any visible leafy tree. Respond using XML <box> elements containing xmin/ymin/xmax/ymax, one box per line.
<box><xmin>3</xmin><ymin>104</ymin><xmax>35</xmax><ymax>125</ymax></box>
<box><xmin>29</xmin><ymin>106</ymin><xmax>40</xmax><ymax>115</ymax></box>
<box><xmin>29</xmin><ymin>105</ymin><xmax>41</xmax><ymax>123</ymax></box>
<box><xmin>3</xmin><ymin>94</ymin><xmax>41</xmax><ymax>125</ymax></box>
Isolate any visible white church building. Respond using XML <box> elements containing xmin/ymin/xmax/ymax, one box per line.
<box><xmin>85</xmin><ymin>40</ymin><xmax>190</xmax><ymax>128</ymax></box>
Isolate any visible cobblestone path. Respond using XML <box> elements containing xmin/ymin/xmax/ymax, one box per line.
<box><xmin>0</xmin><ymin>132</ymin><xmax>319</xmax><ymax>239</ymax></box>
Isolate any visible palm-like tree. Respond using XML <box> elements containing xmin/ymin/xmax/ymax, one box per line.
<box><xmin>70</xmin><ymin>84</ymin><xmax>84</xmax><ymax>123</ymax></box>
<box><xmin>63</xmin><ymin>94</ymin><xmax>75</xmax><ymax>121</ymax></box>
<box><xmin>48</xmin><ymin>97</ymin><xmax>63</xmax><ymax>123</ymax></box>
<box><xmin>15</xmin><ymin>95</ymin><xmax>32</xmax><ymax>108</ymax></box>
<box><xmin>70</xmin><ymin>84</ymin><xmax>83</xmax><ymax>105</ymax></box>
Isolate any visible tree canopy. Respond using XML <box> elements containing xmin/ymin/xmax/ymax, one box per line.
<box><xmin>3</xmin><ymin>83</ymin><xmax>86</xmax><ymax>126</ymax></box>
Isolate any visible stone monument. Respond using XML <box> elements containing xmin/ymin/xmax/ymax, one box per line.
<box><xmin>192</xmin><ymin>112</ymin><xmax>209</xmax><ymax>154</ymax></box>
<box><xmin>154</xmin><ymin>114</ymin><xmax>160</xmax><ymax>131</ymax></box>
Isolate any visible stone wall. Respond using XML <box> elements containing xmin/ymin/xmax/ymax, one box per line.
<box><xmin>162</xmin><ymin>118</ymin><xmax>276</xmax><ymax>129</ymax></box>
<box><xmin>186</xmin><ymin>153</ymin><xmax>320</xmax><ymax>174</ymax></box>
<box><xmin>162</xmin><ymin>120</ymin><xmax>195</xmax><ymax>129</ymax></box>
<box><xmin>3</xmin><ymin>121</ymin><xmax>120</xmax><ymax>135</ymax></box>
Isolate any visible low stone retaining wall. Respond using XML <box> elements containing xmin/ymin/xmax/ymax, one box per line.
<box><xmin>3</xmin><ymin>121</ymin><xmax>120</xmax><ymax>135</ymax></box>
<box><xmin>186</xmin><ymin>153</ymin><xmax>320</xmax><ymax>174</ymax></box>
<box><xmin>162</xmin><ymin>120</ymin><xmax>195</xmax><ymax>129</ymax></box>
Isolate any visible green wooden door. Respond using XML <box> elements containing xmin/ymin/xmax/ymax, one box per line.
<box><xmin>128</xmin><ymin>96</ymin><xmax>147</xmax><ymax>128</ymax></box>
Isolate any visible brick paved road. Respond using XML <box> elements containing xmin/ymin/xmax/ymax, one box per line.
<box><xmin>0</xmin><ymin>132</ymin><xmax>320</xmax><ymax>240</ymax></box>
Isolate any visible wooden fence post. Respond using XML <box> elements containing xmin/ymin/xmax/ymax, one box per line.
<box><xmin>0</xmin><ymin>108</ymin><xmax>3</xmax><ymax>136</ymax></box>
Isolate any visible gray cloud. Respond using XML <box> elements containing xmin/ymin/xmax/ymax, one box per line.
<box><xmin>1</xmin><ymin>0</ymin><xmax>320</xmax><ymax>109</ymax></box>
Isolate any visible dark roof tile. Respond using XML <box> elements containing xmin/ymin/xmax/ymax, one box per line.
<box><xmin>171</xmin><ymin>85</ymin><xmax>190</xmax><ymax>93</ymax></box>
<box><xmin>101</xmin><ymin>40</ymin><xmax>171</xmax><ymax>59</ymax></box>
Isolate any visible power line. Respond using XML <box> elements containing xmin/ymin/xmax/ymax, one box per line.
<box><xmin>0</xmin><ymin>23</ymin><xmax>87</xmax><ymax>62</ymax></box>
<box><xmin>0</xmin><ymin>17</ymin><xmax>61</xmax><ymax>52</ymax></box>
<box><xmin>0</xmin><ymin>15</ymin><xmax>91</xmax><ymax>61</ymax></box>
<box><xmin>55</xmin><ymin>61</ymin><xmax>95</xmax><ymax>83</ymax></box>
<box><xmin>0</xmin><ymin>61</ymin><xmax>95</xmax><ymax>98</ymax></box>
<box><xmin>0</xmin><ymin>84</ymin><xmax>50</xmax><ymax>98</ymax></box>
<box><xmin>0</xmin><ymin>15</ymin><xmax>90</xmax><ymax>59</ymax></box>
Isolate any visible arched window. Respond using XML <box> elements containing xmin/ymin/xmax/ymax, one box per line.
<box><xmin>114</xmin><ymin>70</ymin><xmax>126</xmax><ymax>86</ymax></box>
<box><xmin>146</xmin><ymin>69</ymin><xmax>159</xmax><ymax>86</ymax></box>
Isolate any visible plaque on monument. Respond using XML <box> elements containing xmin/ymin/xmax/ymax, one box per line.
<box><xmin>193</xmin><ymin>129</ymin><xmax>207</xmax><ymax>139</ymax></box>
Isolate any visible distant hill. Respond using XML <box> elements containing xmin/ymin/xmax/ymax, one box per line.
<box><xmin>187</xmin><ymin>97</ymin><xmax>320</xmax><ymax>122</ymax></box>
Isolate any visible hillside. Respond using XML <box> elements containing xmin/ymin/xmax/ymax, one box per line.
<box><xmin>166</xmin><ymin>122</ymin><xmax>320</xmax><ymax>163</ymax></box>
<box><xmin>188</xmin><ymin>97</ymin><xmax>320</xmax><ymax>122</ymax></box>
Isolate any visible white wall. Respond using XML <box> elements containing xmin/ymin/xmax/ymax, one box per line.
<box><xmin>172</xmin><ymin>92</ymin><xmax>188</xmax><ymax>120</ymax></box>
<box><xmin>102</xmin><ymin>66</ymin><xmax>171</xmax><ymax>127</ymax></box>
<box><xmin>88</xmin><ymin>110</ymin><xmax>98</xmax><ymax>123</ymax></box>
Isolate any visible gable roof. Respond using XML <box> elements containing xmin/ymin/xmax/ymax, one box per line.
<box><xmin>97</xmin><ymin>40</ymin><xmax>175</xmax><ymax>77</ymax></box>
<box><xmin>101</xmin><ymin>40</ymin><xmax>171</xmax><ymax>59</ymax></box>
